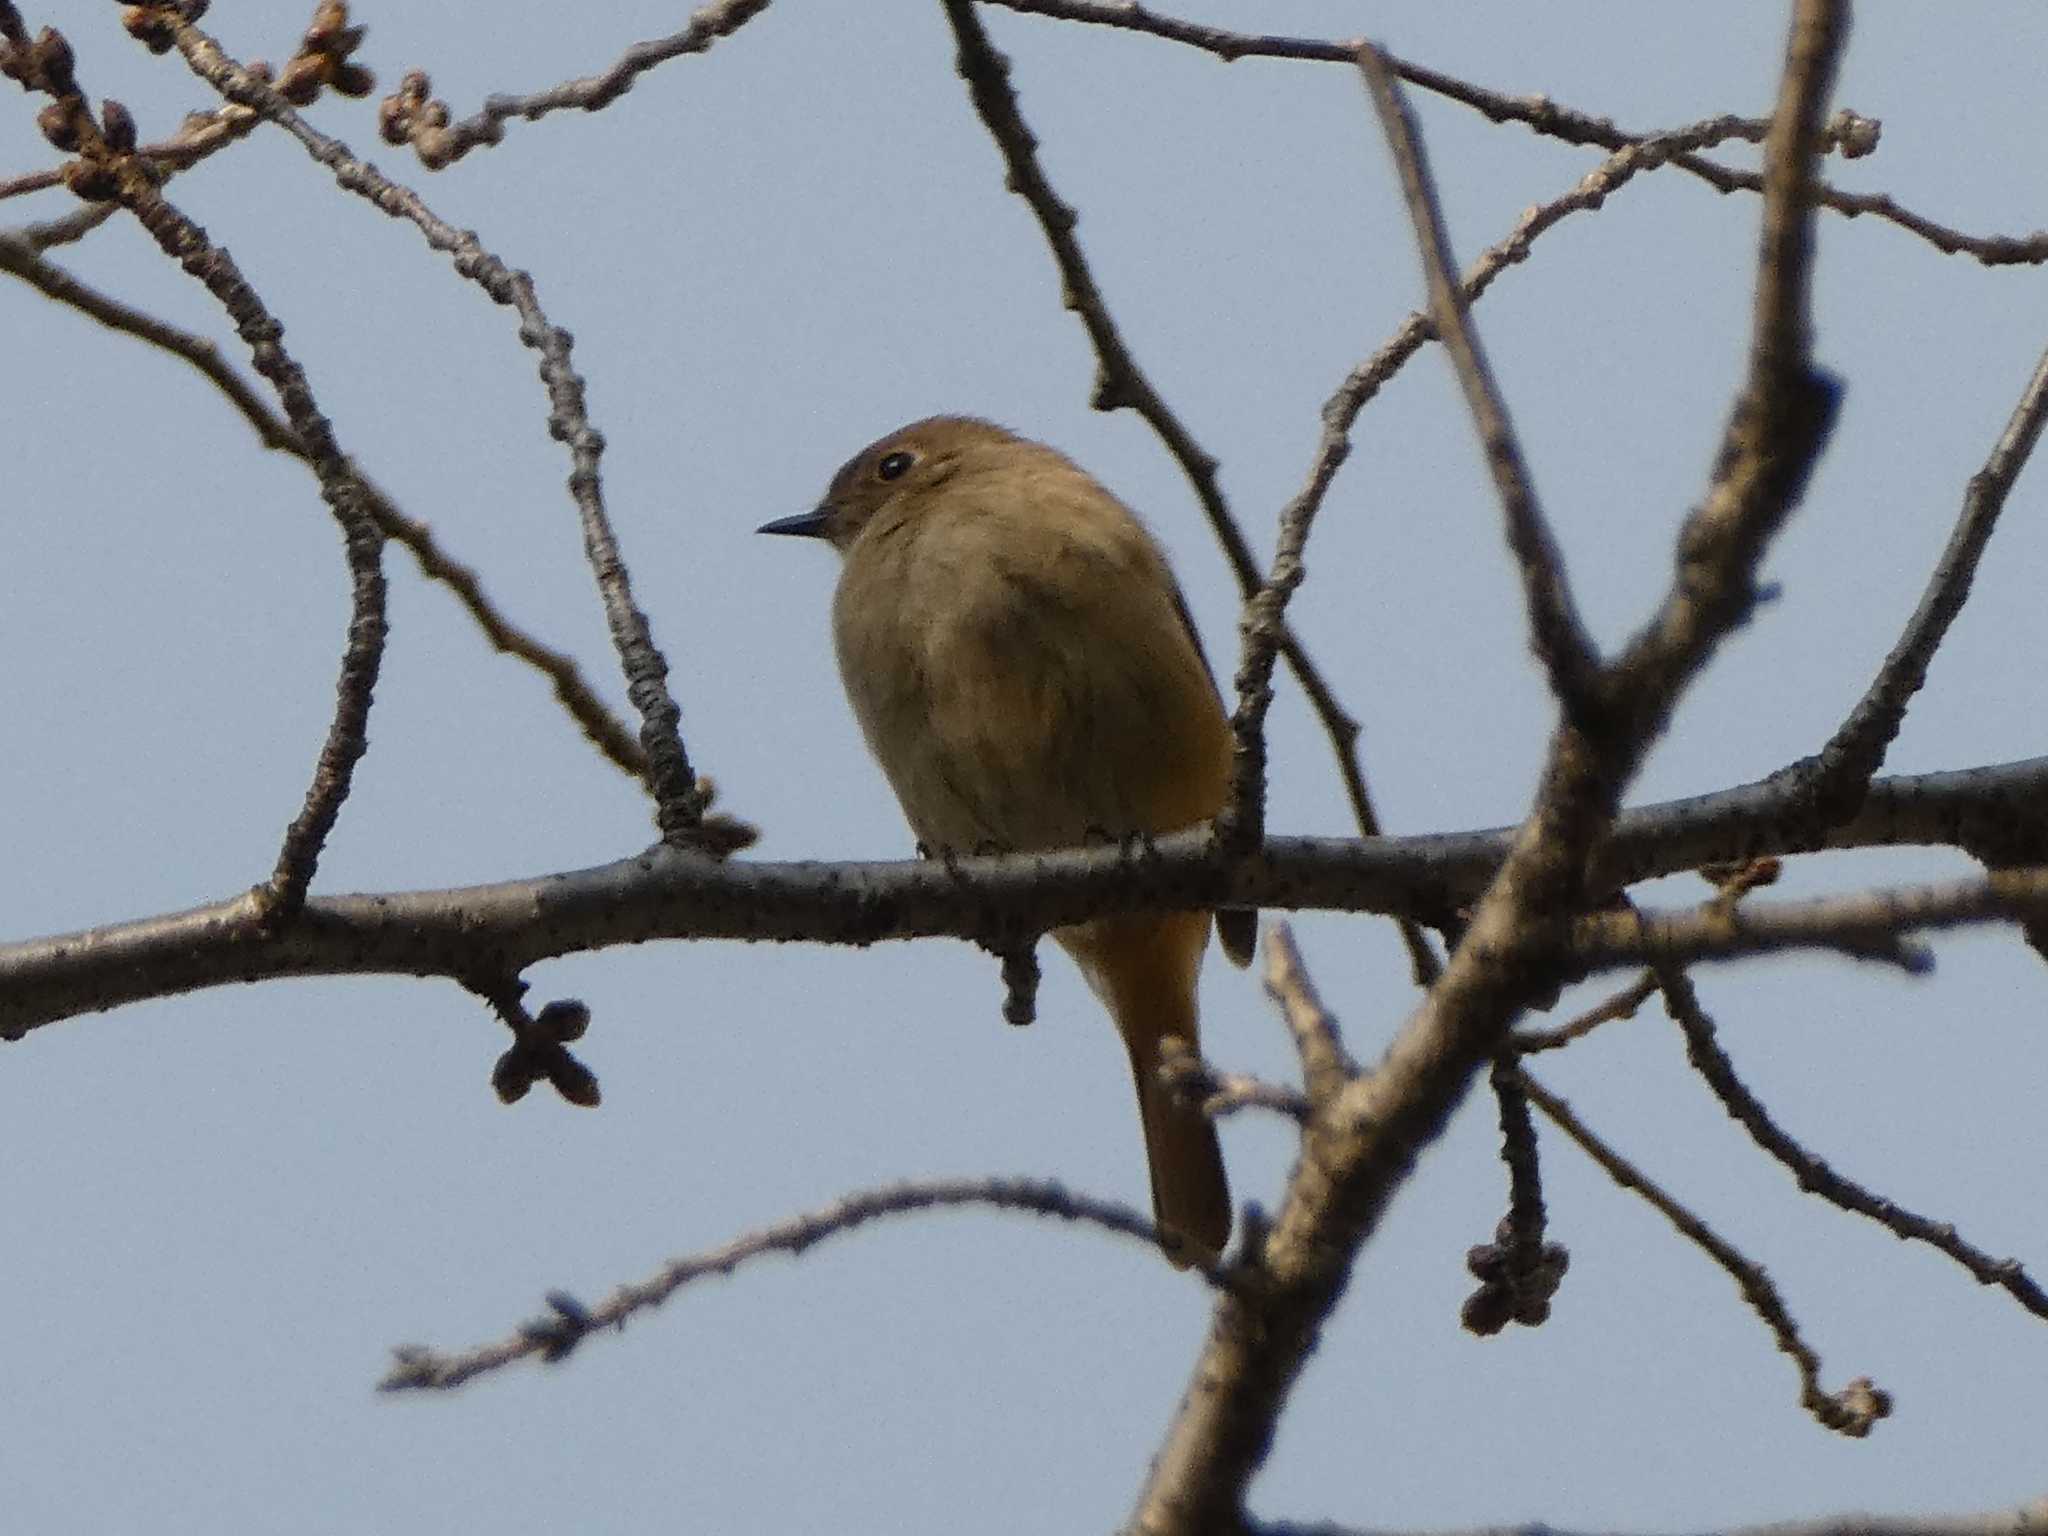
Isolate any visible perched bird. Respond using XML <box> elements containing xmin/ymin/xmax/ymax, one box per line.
<box><xmin>760</xmin><ymin>415</ymin><xmax>1253</xmax><ymax>1264</ymax></box>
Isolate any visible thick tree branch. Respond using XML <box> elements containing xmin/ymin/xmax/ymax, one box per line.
<box><xmin>1131</xmin><ymin>7</ymin><xmax>1848</xmax><ymax>1525</ymax></box>
<box><xmin>9</xmin><ymin>756</ymin><xmax>2048</xmax><ymax>1039</ymax></box>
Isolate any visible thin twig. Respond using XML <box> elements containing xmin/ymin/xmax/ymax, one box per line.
<box><xmin>1658</xmin><ymin>965</ymin><xmax>2048</xmax><ymax>1323</ymax></box>
<box><xmin>377</xmin><ymin>0</ymin><xmax>774</xmax><ymax>169</ymax></box>
<box><xmin>1304</xmin><ymin>109</ymin><xmax>1842</xmax><ymax>549</ymax></box>
<box><xmin>4</xmin><ymin>3</ymin><xmax>372</xmax><ymax>253</ymax></box>
<box><xmin>119</xmin><ymin>193</ymin><xmax>385</xmax><ymax>918</ymax></box>
<box><xmin>379</xmin><ymin>1176</ymin><xmax>1224</xmax><ymax>1390</ymax></box>
<box><xmin>0</xmin><ymin>88</ymin><xmax>259</xmax><ymax>211</ymax></box>
<box><xmin>1358</xmin><ymin>44</ymin><xmax>1601</xmax><ymax>724</ymax></box>
<box><xmin>1516</xmin><ymin>1067</ymin><xmax>1889</xmax><ymax>1437</ymax></box>
<box><xmin>1158</xmin><ymin>1040</ymin><xmax>1311</xmax><ymax>1125</ymax></box>
<box><xmin>1515</xmin><ymin>865</ymin><xmax>1773</xmax><ymax>1050</ymax></box>
<box><xmin>1219</xmin><ymin>108</ymin><xmax>1789</xmax><ymax>972</ymax></box>
<box><xmin>1787</xmin><ymin>340</ymin><xmax>2048</xmax><ymax>821</ymax></box>
<box><xmin>0</xmin><ymin>228</ymin><xmax>293</xmax><ymax>446</ymax></box>
<box><xmin>1511</xmin><ymin>972</ymin><xmax>1658</xmax><ymax>1053</ymax></box>
<box><xmin>7</xmin><ymin>194</ymin><xmax>115</xmax><ymax>250</ymax></box>
<box><xmin>1460</xmin><ymin>1060</ymin><xmax>1569</xmax><ymax>1335</ymax></box>
<box><xmin>986</xmin><ymin>1</ymin><xmax>2048</xmax><ymax>270</ymax></box>
<box><xmin>369</xmin><ymin>494</ymin><xmax>655</xmax><ymax>780</ymax></box>
<box><xmin>1490</xmin><ymin>1063</ymin><xmax>1547</xmax><ymax>1273</ymax></box>
<box><xmin>1261</xmin><ymin>922</ymin><xmax>1354</xmax><ymax>1110</ymax></box>
<box><xmin>1571</xmin><ymin>869</ymin><xmax>2048</xmax><ymax>972</ymax></box>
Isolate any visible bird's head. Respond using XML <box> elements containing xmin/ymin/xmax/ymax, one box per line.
<box><xmin>759</xmin><ymin>415</ymin><xmax>1026</xmax><ymax>554</ymax></box>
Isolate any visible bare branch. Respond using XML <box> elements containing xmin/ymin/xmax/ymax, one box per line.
<box><xmin>1132</xmin><ymin>7</ymin><xmax>1850</xmax><ymax>1523</ymax></box>
<box><xmin>1788</xmin><ymin>339</ymin><xmax>2048</xmax><ymax>819</ymax></box>
<box><xmin>0</xmin><ymin>227</ymin><xmax>295</xmax><ymax>449</ymax></box>
<box><xmin>1511</xmin><ymin>972</ymin><xmax>1657</xmax><ymax>1053</ymax></box>
<box><xmin>1261</xmin><ymin>922</ymin><xmax>1354</xmax><ymax>1110</ymax></box>
<box><xmin>376</xmin><ymin>0</ymin><xmax>774</xmax><ymax>169</ymax></box>
<box><xmin>0</xmin><ymin>36</ymin><xmax>390</xmax><ymax>920</ymax></box>
<box><xmin>987</xmin><ymin>1</ymin><xmax>2048</xmax><ymax>269</ymax></box>
<box><xmin>1219</xmin><ymin>108</ymin><xmax>1796</xmax><ymax>981</ymax></box>
<box><xmin>1574</xmin><ymin>867</ymin><xmax>2048</xmax><ymax>971</ymax></box>
<box><xmin>0</xmin><ymin>86</ymin><xmax>259</xmax><ymax>216</ymax></box>
<box><xmin>11</xmin><ymin>759</ymin><xmax>2048</xmax><ymax>1039</ymax></box>
<box><xmin>1</xmin><ymin>12</ymin><xmax>407</xmax><ymax>921</ymax></box>
<box><xmin>134</xmin><ymin>187</ymin><xmax>388</xmax><ymax>918</ymax></box>
<box><xmin>380</xmin><ymin>1176</ymin><xmax>1221</xmax><ymax>1391</ymax></box>
<box><xmin>1516</xmin><ymin>1068</ymin><xmax>1889</xmax><ymax>1437</ymax></box>
<box><xmin>1598</xmin><ymin>1</ymin><xmax>1845</xmax><ymax>743</ymax></box>
<box><xmin>1659</xmin><ymin>967</ymin><xmax>2048</xmax><ymax>1322</ymax></box>
<box><xmin>1460</xmin><ymin>1061</ymin><xmax>1568</xmax><ymax>1336</ymax></box>
<box><xmin>4</xmin><ymin>5</ymin><xmax>380</xmax><ymax>252</ymax></box>
<box><xmin>3</xmin><ymin>2</ymin><xmax>2040</xmax><ymax>1526</ymax></box>
<box><xmin>154</xmin><ymin>14</ymin><xmax>715</xmax><ymax>847</ymax></box>
<box><xmin>1158</xmin><ymin>1040</ymin><xmax>1311</xmax><ymax>1126</ymax></box>
<box><xmin>1292</xmin><ymin>107</ymin><xmax>1828</xmax><ymax>636</ymax></box>
<box><xmin>1359</xmin><ymin>44</ymin><xmax>1600</xmax><ymax>722</ymax></box>
<box><xmin>1517</xmin><ymin>865</ymin><xmax>1775</xmax><ymax>1050</ymax></box>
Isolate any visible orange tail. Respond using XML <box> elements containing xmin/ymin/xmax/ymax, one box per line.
<box><xmin>1129</xmin><ymin>1029</ymin><xmax>1232</xmax><ymax>1266</ymax></box>
<box><xmin>1061</xmin><ymin>912</ymin><xmax>1231</xmax><ymax>1266</ymax></box>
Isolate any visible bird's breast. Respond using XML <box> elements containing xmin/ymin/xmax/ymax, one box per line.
<box><xmin>831</xmin><ymin>523</ymin><xmax>1229</xmax><ymax>856</ymax></box>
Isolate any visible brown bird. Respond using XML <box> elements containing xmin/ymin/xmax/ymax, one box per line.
<box><xmin>761</xmin><ymin>416</ymin><xmax>1253</xmax><ymax>1264</ymax></box>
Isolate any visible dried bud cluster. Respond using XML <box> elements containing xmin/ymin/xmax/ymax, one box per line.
<box><xmin>277</xmin><ymin>0</ymin><xmax>373</xmax><ymax>105</ymax></box>
<box><xmin>3</xmin><ymin>21</ymin><xmax>150</xmax><ymax>202</ymax></box>
<box><xmin>1462</xmin><ymin>1217</ymin><xmax>1571</xmax><ymax>1335</ymax></box>
<box><xmin>6</xmin><ymin>4</ymin><xmax>376</xmax><ymax>208</ymax></box>
<box><xmin>377</xmin><ymin>67</ymin><xmax>457</xmax><ymax>169</ymax></box>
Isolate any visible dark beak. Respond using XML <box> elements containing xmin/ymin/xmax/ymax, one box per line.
<box><xmin>757</xmin><ymin>508</ymin><xmax>833</xmax><ymax>539</ymax></box>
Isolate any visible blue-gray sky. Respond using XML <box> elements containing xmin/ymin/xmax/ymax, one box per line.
<box><xmin>3</xmin><ymin>2</ymin><xmax>2045</xmax><ymax>1531</ymax></box>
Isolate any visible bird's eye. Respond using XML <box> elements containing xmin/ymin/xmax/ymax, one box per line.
<box><xmin>876</xmin><ymin>451</ymin><xmax>915</xmax><ymax>482</ymax></box>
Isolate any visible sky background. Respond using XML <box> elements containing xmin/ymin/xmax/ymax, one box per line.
<box><xmin>3</xmin><ymin>2</ymin><xmax>2046</xmax><ymax>1531</ymax></box>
